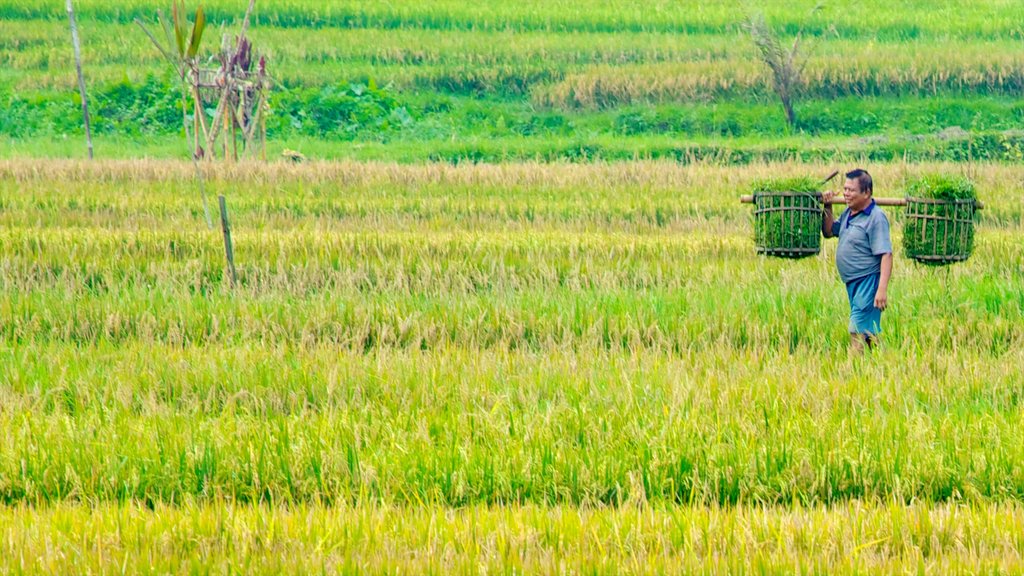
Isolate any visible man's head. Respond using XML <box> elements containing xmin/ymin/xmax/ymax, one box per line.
<box><xmin>843</xmin><ymin>169</ymin><xmax>873</xmax><ymax>211</ymax></box>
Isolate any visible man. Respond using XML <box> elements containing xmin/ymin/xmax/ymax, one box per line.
<box><xmin>822</xmin><ymin>169</ymin><xmax>893</xmax><ymax>353</ymax></box>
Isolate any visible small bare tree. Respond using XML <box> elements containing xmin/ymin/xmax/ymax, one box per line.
<box><xmin>137</xmin><ymin>0</ymin><xmax>269</xmax><ymax>163</ymax></box>
<box><xmin>135</xmin><ymin>2</ymin><xmax>208</xmax><ymax>157</ymax></box>
<box><xmin>745</xmin><ymin>8</ymin><xmax>823</xmax><ymax>129</ymax></box>
<box><xmin>136</xmin><ymin>2</ymin><xmax>212</xmax><ymax>226</ymax></box>
<box><xmin>136</xmin><ymin>1</ymin><xmax>269</xmax><ymax>227</ymax></box>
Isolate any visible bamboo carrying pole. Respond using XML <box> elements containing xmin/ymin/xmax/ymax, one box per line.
<box><xmin>739</xmin><ymin>195</ymin><xmax>985</xmax><ymax>209</ymax></box>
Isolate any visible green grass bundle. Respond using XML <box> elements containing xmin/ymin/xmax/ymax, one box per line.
<box><xmin>903</xmin><ymin>175</ymin><xmax>978</xmax><ymax>265</ymax></box>
<box><xmin>751</xmin><ymin>177</ymin><xmax>823</xmax><ymax>259</ymax></box>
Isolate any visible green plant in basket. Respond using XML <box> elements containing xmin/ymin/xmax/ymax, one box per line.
<box><xmin>752</xmin><ymin>177</ymin><xmax>823</xmax><ymax>258</ymax></box>
<box><xmin>903</xmin><ymin>175</ymin><xmax>977</xmax><ymax>265</ymax></box>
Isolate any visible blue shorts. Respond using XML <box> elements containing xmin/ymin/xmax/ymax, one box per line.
<box><xmin>846</xmin><ymin>273</ymin><xmax>882</xmax><ymax>335</ymax></box>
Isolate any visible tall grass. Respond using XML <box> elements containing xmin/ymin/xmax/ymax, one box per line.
<box><xmin>0</xmin><ymin>160</ymin><xmax>1021</xmax><ymax>509</ymax></box>
<box><xmin>1</xmin><ymin>0</ymin><xmax>1021</xmax><ymax>39</ymax></box>
<box><xmin>5</xmin><ymin>18</ymin><xmax>1024</xmax><ymax>99</ymax></box>
<box><xmin>4</xmin><ymin>342</ymin><xmax>1024</xmax><ymax>506</ymax></box>
<box><xmin>0</xmin><ymin>159</ymin><xmax>1022</xmax><ymax>569</ymax></box>
<box><xmin>4</xmin><ymin>502</ymin><xmax>1024</xmax><ymax>573</ymax></box>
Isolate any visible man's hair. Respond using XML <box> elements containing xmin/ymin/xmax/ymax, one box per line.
<box><xmin>845</xmin><ymin>169</ymin><xmax>873</xmax><ymax>195</ymax></box>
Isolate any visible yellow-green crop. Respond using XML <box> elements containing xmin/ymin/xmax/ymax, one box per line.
<box><xmin>0</xmin><ymin>159</ymin><xmax>1022</xmax><ymax>573</ymax></box>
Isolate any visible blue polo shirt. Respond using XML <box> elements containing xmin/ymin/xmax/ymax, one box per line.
<box><xmin>831</xmin><ymin>200</ymin><xmax>892</xmax><ymax>283</ymax></box>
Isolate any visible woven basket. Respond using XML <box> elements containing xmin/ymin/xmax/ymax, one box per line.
<box><xmin>753</xmin><ymin>192</ymin><xmax>823</xmax><ymax>259</ymax></box>
<box><xmin>903</xmin><ymin>197</ymin><xmax>976</xmax><ymax>265</ymax></box>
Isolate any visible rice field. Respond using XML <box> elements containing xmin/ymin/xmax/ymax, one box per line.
<box><xmin>4</xmin><ymin>0</ymin><xmax>1022</xmax><ymax>37</ymax></box>
<box><xmin>5</xmin><ymin>6</ymin><xmax>1024</xmax><ymax>98</ymax></box>
<box><xmin>5</xmin><ymin>0</ymin><xmax>1024</xmax><ymax>163</ymax></box>
<box><xmin>5</xmin><ymin>2</ymin><xmax>1024</xmax><ymax>571</ymax></box>
<box><xmin>1</xmin><ymin>159</ymin><xmax>1022</xmax><ymax>572</ymax></box>
<box><xmin>5</xmin><ymin>503</ymin><xmax>1024</xmax><ymax>573</ymax></box>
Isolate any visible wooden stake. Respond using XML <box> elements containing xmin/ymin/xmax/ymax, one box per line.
<box><xmin>218</xmin><ymin>195</ymin><xmax>237</xmax><ymax>287</ymax></box>
<box><xmin>66</xmin><ymin>0</ymin><xmax>93</xmax><ymax>159</ymax></box>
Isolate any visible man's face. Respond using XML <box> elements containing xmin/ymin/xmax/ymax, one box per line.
<box><xmin>843</xmin><ymin>178</ymin><xmax>870</xmax><ymax>210</ymax></box>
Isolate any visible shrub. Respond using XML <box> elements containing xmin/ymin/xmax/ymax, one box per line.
<box><xmin>268</xmin><ymin>80</ymin><xmax>410</xmax><ymax>138</ymax></box>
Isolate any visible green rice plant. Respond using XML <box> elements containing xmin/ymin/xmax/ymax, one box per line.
<box><xmin>3</xmin><ymin>502</ymin><xmax>1024</xmax><ymax>573</ymax></box>
<box><xmin>0</xmin><ymin>160</ymin><xmax>1020</xmax><ymax>571</ymax></box>
<box><xmin>751</xmin><ymin>176</ymin><xmax>822</xmax><ymax>258</ymax></box>
<box><xmin>8</xmin><ymin>2</ymin><xmax>1024</xmax><ymax>165</ymax></box>
<box><xmin>903</xmin><ymin>175</ymin><xmax>978</xmax><ymax>265</ymax></box>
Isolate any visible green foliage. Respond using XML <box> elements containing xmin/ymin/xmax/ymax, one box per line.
<box><xmin>185</xmin><ymin>5</ymin><xmax>206</xmax><ymax>59</ymax></box>
<box><xmin>903</xmin><ymin>175</ymin><xmax>978</xmax><ymax>265</ymax></box>
<box><xmin>905</xmin><ymin>174</ymin><xmax>978</xmax><ymax>201</ymax></box>
<box><xmin>2</xmin><ymin>0</ymin><xmax>1023</xmax><ymax>40</ymax></box>
<box><xmin>7</xmin><ymin>0</ymin><xmax>1024</xmax><ymax>160</ymax></box>
<box><xmin>139</xmin><ymin>1</ymin><xmax>206</xmax><ymax>70</ymax></box>
<box><xmin>0</xmin><ymin>77</ymin><xmax>411</xmax><ymax>139</ymax></box>
<box><xmin>0</xmin><ymin>90</ymin><xmax>79</xmax><ymax>137</ymax></box>
<box><xmin>92</xmin><ymin>75</ymin><xmax>183</xmax><ymax>135</ymax></box>
<box><xmin>751</xmin><ymin>177</ymin><xmax>822</xmax><ymax>258</ymax></box>
<box><xmin>268</xmin><ymin>81</ymin><xmax>412</xmax><ymax>138</ymax></box>
<box><xmin>751</xmin><ymin>176</ymin><xmax>822</xmax><ymax>193</ymax></box>
<box><xmin>6</xmin><ymin>0</ymin><xmax>1024</xmax><ymax>163</ymax></box>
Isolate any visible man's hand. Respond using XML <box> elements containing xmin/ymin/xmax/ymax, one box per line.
<box><xmin>876</xmin><ymin>253</ymin><xmax>893</xmax><ymax>311</ymax></box>
<box><xmin>874</xmin><ymin>288</ymin><xmax>888</xmax><ymax>311</ymax></box>
<box><xmin>821</xmin><ymin>190</ymin><xmax>838</xmax><ymax>237</ymax></box>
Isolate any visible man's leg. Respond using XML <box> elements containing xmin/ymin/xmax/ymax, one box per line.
<box><xmin>849</xmin><ymin>331</ymin><xmax>880</xmax><ymax>353</ymax></box>
<box><xmin>847</xmin><ymin>275</ymin><xmax>882</xmax><ymax>353</ymax></box>
<box><xmin>865</xmin><ymin>332</ymin><xmax>880</xmax><ymax>350</ymax></box>
<box><xmin>849</xmin><ymin>333</ymin><xmax>865</xmax><ymax>354</ymax></box>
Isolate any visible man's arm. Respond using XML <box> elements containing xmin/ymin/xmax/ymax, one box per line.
<box><xmin>869</xmin><ymin>213</ymin><xmax>894</xmax><ymax>311</ymax></box>
<box><xmin>875</xmin><ymin>253</ymin><xmax>892</xmax><ymax>310</ymax></box>
<box><xmin>822</xmin><ymin>191</ymin><xmax>836</xmax><ymax>237</ymax></box>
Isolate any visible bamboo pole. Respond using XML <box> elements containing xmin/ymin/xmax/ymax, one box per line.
<box><xmin>260</xmin><ymin>99</ymin><xmax>267</xmax><ymax>162</ymax></box>
<box><xmin>739</xmin><ymin>196</ymin><xmax>985</xmax><ymax>210</ymax></box>
<box><xmin>218</xmin><ymin>195</ymin><xmax>237</xmax><ymax>288</ymax></box>
<box><xmin>238</xmin><ymin>0</ymin><xmax>257</xmax><ymax>38</ymax></box>
<box><xmin>66</xmin><ymin>0</ymin><xmax>93</xmax><ymax>159</ymax></box>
